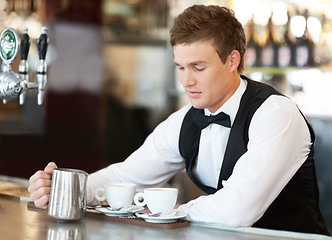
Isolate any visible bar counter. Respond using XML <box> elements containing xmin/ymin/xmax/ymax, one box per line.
<box><xmin>0</xmin><ymin>174</ymin><xmax>331</xmax><ymax>240</ymax></box>
<box><xmin>1</xmin><ymin>195</ymin><xmax>331</xmax><ymax>240</ymax></box>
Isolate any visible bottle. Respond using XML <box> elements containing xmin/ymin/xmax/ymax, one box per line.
<box><xmin>277</xmin><ymin>11</ymin><xmax>295</xmax><ymax>67</ymax></box>
<box><xmin>261</xmin><ymin>15</ymin><xmax>279</xmax><ymax>67</ymax></box>
<box><xmin>244</xmin><ymin>17</ymin><xmax>261</xmax><ymax>68</ymax></box>
<box><xmin>294</xmin><ymin>9</ymin><xmax>315</xmax><ymax>67</ymax></box>
<box><xmin>314</xmin><ymin>14</ymin><xmax>331</xmax><ymax>66</ymax></box>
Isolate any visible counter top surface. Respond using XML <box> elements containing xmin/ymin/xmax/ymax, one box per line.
<box><xmin>0</xmin><ymin>175</ymin><xmax>331</xmax><ymax>240</ymax></box>
<box><xmin>1</xmin><ymin>196</ymin><xmax>331</xmax><ymax>240</ymax></box>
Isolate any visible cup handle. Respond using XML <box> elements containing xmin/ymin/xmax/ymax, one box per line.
<box><xmin>94</xmin><ymin>187</ymin><xmax>106</xmax><ymax>202</ymax></box>
<box><xmin>133</xmin><ymin>192</ymin><xmax>146</xmax><ymax>207</ymax></box>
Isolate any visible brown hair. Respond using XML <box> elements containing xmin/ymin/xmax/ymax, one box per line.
<box><xmin>170</xmin><ymin>5</ymin><xmax>246</xmax><ymax>74</ymax></box>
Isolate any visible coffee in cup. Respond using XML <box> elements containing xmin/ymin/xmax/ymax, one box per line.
<box><xmin>95</xmin><ymin>183</ymin><xmax>136</xmax><ymax>210</ymax></box>
<box><xmin>134</xmin><ymin>187</ymin><xmax>178</xmax><ymax>215</ymax></box>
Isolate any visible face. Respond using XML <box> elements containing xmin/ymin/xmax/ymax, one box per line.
<box><xmin>173</xmin><ymin>41</ymin><xmax>240</xmax><ymax>113</ymax></box>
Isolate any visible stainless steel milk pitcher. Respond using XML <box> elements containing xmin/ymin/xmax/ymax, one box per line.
<box><xmin>48</xmin><ymin>168</ymin><xmax>88</xmax><ymax>220</ymax></box>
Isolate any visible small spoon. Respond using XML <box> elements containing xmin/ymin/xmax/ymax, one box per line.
<box><xmin>148</xmin><ymin>211</ymin><xmax>177</xmax><ymax>217</ymax></box>
<box><xmin>149</xmin><ymin>212</ymin><xmax>161</xmax><ymax>217</ymax></box>
<box><xmin>108</xmin><ymin>206</ymin><xmax>123</xmax><ymax>211</ymax></box>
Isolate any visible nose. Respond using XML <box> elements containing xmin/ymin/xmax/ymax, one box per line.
<box><xmin>179</xmin><ymin>69</ymin><xmax>195</xmax><ymax>87</ymax></box>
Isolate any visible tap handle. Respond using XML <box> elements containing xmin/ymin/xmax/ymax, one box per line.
<box><xmin>20</xmin><ymin>27</ymin><xmax>30</xmax><ymax>61</ymax></box>
<box><xmin>37</xmin><ymin>27</ymin><xmax>48</xmax><ymax>60</ymax></box>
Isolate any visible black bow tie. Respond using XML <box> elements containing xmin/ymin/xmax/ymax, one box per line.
<box><xmin>193</xmin><ymin>109</ymin><xmax>231</xmax><ymax>130</ymax></box>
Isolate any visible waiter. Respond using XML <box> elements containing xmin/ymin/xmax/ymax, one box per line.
<box><xmin>29</xmin><ymin>5</ymin><xmax>329</xmax><ymax>235</ymax></box>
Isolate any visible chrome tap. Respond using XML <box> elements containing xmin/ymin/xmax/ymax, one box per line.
<box><xmin>0</xmin><ymin>27</ymin><xmax>48</xmax><ymax>105</ymax></box>
<box><xmin>18</xmin><ymin>27</ymin><xmax>30</xmax><ymax>105</ymax></box>
<box><xmin>36</xmin><ymin>27</ymin><xmax>48</xmax><ymax>105</ymax></box>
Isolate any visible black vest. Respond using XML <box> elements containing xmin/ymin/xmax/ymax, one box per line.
<box><xmin>179</xmin><ymin>76</ymin><xmax>329</xmax><ymax>235</ymax></box>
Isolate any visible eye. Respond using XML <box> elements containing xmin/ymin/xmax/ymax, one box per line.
<box><xmin>194</xmin><ymin>67</ymin><xmax>205</xmax><ymax>71</ymax></box>
<box><xmin>177</xmin><ymin>66</ymin><xmax>184</xmax><ymax>70</ymax></box>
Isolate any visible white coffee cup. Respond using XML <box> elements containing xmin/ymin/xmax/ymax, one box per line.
<box><xmin>95</xmin><ymin>183</ymin><xmax>136</xmax><ymax>210</ymax></box>
<box><xmin>133</xmin><ymin>188</ymin><xmax>178</xmax><ymax>215</ymax></box>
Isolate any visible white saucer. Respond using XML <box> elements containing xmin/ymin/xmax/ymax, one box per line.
<box><xmin>135</xmin><ymin>210</ymin><xmax>187</xmax><ymax>223</ymax></box>
<box><xmin>95</xmin><ymin>205</ymin><xmax>144</xmax><ymax>217</ymax></box>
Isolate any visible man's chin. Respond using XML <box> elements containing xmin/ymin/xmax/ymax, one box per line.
<box><xmin>190</xmin><ymin>103</ymin><xmax>205</xmax><ymax>110</ymax></box>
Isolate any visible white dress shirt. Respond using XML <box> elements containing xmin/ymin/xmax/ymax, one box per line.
<box><xmin>193</xmin><ymin>77</ymin><xmax>245</xmax><ymax>188</ymax></box>
<box><xmin>87</xmin><ymin>78</ymin><xmax>311</xmax><ymax>227</ymax></box>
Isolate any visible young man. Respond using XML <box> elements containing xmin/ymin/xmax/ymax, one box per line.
<box><xmin>28</xmin><ymin>5</ymin><xmax>329</xmax><ymax>235</ymax></box>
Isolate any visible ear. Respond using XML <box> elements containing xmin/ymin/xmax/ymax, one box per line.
<box><xmin>228</xmin><ymin>50</ymin><xmax>240</xmax><ymax>72</ymax></box>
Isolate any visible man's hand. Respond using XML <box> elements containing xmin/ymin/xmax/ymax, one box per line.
<box><xmin>28</xmin><ymin>162</ymin><xmax>58</xmax><ymax>209</ymax></box>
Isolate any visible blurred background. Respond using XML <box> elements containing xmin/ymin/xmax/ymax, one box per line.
<box><xmin>0</xmin><ymin>0</ymin><xmax>331</xmax><ymax>232</ymax></box>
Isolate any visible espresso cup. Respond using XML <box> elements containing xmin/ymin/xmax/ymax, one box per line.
<box><xmin>95</xmin><ymin>183</ymin><xmax>136</xmax><ymax>210</ymax></box>
<box><xmin>133</xmin><ymin>188</ymin><xmax>178</xmax><ymax>215</ymax></box>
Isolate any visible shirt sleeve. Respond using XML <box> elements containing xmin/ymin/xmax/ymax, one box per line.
<box><xmin>86</xmin><ymin>104</ymin><xmax>190</xmax><ymax>204</ymax></box>
<box><xmin>181</xmin><ymin>95</ymin><xmax>312</xmax><ymax>227</ymax></box>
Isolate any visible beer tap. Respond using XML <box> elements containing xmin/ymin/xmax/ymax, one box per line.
<box><xmin>0</xmin><ymin>27</ymin><xmax>48</xmax><ymax>105</ymax></box>
<box><xmin>19</xmin><ymin>27</ymin><xmax>30</xmax><ymax>105</ymax></box>
<box><xmin>0</xmin><ymin>28</ymin><xmax>21</xmax><ymax>104</ymax></box>
<box><xmin>36</xmin><ymin>27</ymin><xmax>48</xmax><ymax>105</ymax></box>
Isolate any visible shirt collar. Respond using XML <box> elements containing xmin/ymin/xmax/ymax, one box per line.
<box><xmin>204</xmin><ymin>77</ymin><xmax>247</xmax><ymax>125</ymax></box>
